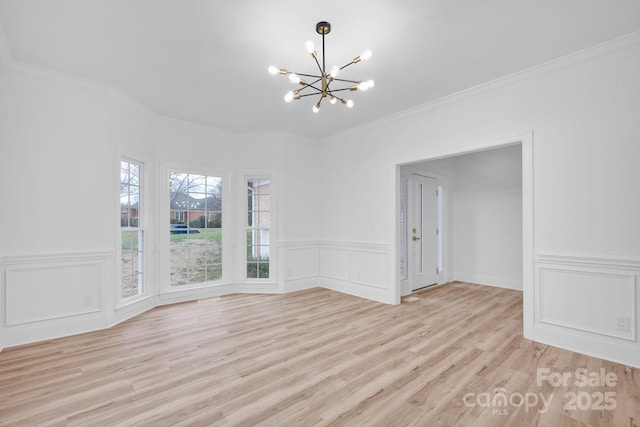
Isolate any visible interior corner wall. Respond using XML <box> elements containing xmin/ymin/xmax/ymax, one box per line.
<box><xmin>450</xmin><ymin>145</ymin><xmax>523</xmax><ymax>290</ymax></box>
<box><xmin>318</xmin><ymin>38</ymin><xmax>640</xmax><ymax>367</ymax></box>
<box><xmin>0</xmin><ymin>61</ymin><xmax>321</xmax><ymax>350</ymax></box>
<box><xmin>153</xmin><ymin>120</ymin><xmax>322</xmax><ymax>299</ymax></box>
<box><xmin>0</xmin><ymin>63</ymin><xmax>158</xmax><ymax>349</ymax></box>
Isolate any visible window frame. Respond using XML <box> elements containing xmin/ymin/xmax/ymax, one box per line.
<box><xmin>244</xmin><ymin>174</ymin><xmax>274</xmax><ymax>281</ymax></box>
<box><xmin>167</xmin><ymin>168</ymin><xmax>225</xmax><ymax>288</ymax></box>
<box><xmin>119</xmin><ymin>157</ymin><xmax>145</xmax><ymax>302</ymax></box>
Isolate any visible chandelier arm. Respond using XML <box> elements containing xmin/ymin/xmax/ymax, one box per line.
<box><xmin>327</xmin><ymin>88</ymin><xmax>354</xmax><ymax>93</ymax></box>
<box><xmin>327</xmin><ymin>93</ymin><xmax>347</xmax><ymax>102</ymax></box>
<box><xmin>312</xmin><ymin>55</ymin><xmax>323</xmax><ymax>75</ymax></box>
<box><xmin>300</xmin><ymin>83</ymin><xmax>324</xmax><ymax>93</ymax></box>
<box><xmin>298</xmin><ymin>92</ymin><xmax>322</xmax><ymax>98</ymax></box>
<box><xmin>289</xmin><ymin>72</ymin><xmax>323</xmax><ymax>79</ymax></box>
<box><xmin>331</xmin><ymin>78</ymin><xmax>360</xmax><ymax>84</ymax></box>
<box><xmin>339</xmin><ymin>61</ymin><xmax>356</xmax><ymax>71</ymax></box>
<box><xmin>296</xmin><ymin>78</ymin><xmax>323</xmax><ymax>93</ymax></box>
<box><xmin>325</xmin><ymin>78</ymin><xmax>333</xmax><ymax>90</ymax></box>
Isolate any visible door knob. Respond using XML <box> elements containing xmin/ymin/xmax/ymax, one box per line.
<box><xmin>413</xmin><ymin>236</ymin><xmax>421</xmax><ymax>241</ymax></box>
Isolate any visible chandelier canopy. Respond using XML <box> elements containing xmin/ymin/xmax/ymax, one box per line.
<box><xmin>268</xmin><ymin>21</ymin><xmax>374</xmax><ymax>113</ymax></box>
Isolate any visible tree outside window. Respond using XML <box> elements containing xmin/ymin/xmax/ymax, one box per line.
<box><xmin>120</xmin><ymin>160</ymin><xmax>144</xmax><ymax>299</ymax></box>
<box><xmin>169</xmin><ymin>171</ymin><xmax>223</xmax><ymax>285</ymax></box>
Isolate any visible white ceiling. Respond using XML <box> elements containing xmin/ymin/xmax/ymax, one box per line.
<box><xmin>1</xmin><ymin>0</ymin><xmax>640</xmax><ymax>138</ymax></box>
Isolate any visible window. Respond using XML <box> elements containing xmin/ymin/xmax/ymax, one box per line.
<box><xmin>246</xmin><ymin>177</ymin><xmax>270</xmax><ymax>279</ymax></box>
<box><xmin>173</xmin><ymin>211</ymin><xmax>185</xmax><ymax>223</ymax></box>
<box><xmin>169</xmin><ymin>171</ymin><xmax>223</xmax><ymax>285</ymax></box>
<box><xmin>120</xmin><ymin>160</ymin><xmax>144</xmax><ymax>299</ymax></box>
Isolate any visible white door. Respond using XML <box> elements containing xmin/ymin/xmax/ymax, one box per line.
<box><xmin>410</xmin><ymin>175</ymin><xmax>438</xmax><ymax>291</ymax></box>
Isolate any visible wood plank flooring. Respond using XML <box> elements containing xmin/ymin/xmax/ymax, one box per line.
<box><xmin>0</xmin><ymin>282</ymin><xmax>638</xmax><ymax>426</ymax></box>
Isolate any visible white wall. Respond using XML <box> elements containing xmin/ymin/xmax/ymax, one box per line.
<box><xmin>0</xmin><ymin>60</ymin><xmax>320</xmax><ymax>349</ymax></box>
<box><xmin>0</xmin><ymin>67</ymin><xmax>113</xmax><ymax>255</ymax></box>
<box><xmin>450</xmin><ymin>145</ymin><xmax>523</xmax><ymax>289</ymax></box>
<box><xmin>0</xmin><ymin>64</ymin><xmax>155</xmax><ymax>346</ymax></box>
<box><xmin>318</xmin><ymin>34</ymin><xmax>640</xmax><ymax>367</ymax></box>
<box><xmin>1</xmin><ymin>29</ymin><xmax>639</xmax><ymax>368</ymax></box>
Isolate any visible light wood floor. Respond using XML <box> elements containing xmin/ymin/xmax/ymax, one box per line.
<box><xmin>0</xmin><ymin>282</ymin><xmax>638</xmax><ymax>426</ymax></box>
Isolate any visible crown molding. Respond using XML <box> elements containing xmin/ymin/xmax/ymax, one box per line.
<box><xmin>5</xmin><ymin>56</ymin><xmax>158</xmax><ymax>120</ymax></box>
<box><xmin>0</xmin><ymin>22</ymin><xmax>156</xmax><ymax>120</ymax></box>
<box><xmin>234</xmin><ymin>129</ymin><xmax>317</xmax><ymax>145</ymax></box>
<box><xmin>321</xmin><ymin>31</ymin><xmax>640</xmax><ymax>145</ymax></box>
<box><xmin>156</xmin><ymin>115</ymin><xmax>239</xmax><ymax>139</ymax></box>
<box><xmin>3</xmin><ymin>20</ymin><xmax>638</xmax><ymax>146</ymax></box>
<box><xmin>0</xmin><ymin>22</ymin><xmax>315</xmax><ymax>143</ymax></box>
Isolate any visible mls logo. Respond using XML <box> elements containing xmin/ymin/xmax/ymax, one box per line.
<box><xmin>492</xmin><ymin>408</ymin><xmax>508</xmax><ymax>416</ymax></box>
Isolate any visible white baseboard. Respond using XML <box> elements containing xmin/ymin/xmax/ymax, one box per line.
<box><xmin>157</xmin><ymin>284</ymin><xmax>236</xmax><ymax>305</ymax></box>
<box><xmin>1</xmin><ymin>312</ymin><xmax>110</xmax><ymax>349</ymax></box>
<box><xmin>284</xmin><ymin>277</ymin><xmax>319</xmax><ymax>293</ymax></box>
<box><xmin>535</xmin><ymin>323</ymin><xmax>639</xmax><ymax>368</ymax></box>
<box><xmin>111</xmin><ymin>295</ymin><xmax>157</xmax><ymax>326</ymax></box>
<box><xmin>320</xmin><ymin>277</ymin><xmax>392</xmax><ymax>304</ymax></box>
<box><xmin>453</xmin><ymin>273</ymin><xmax>523</xmax><ymax>290</ymax></box>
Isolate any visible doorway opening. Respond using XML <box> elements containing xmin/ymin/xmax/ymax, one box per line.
<box><xmin>395</xmin><ymin>133</ymin><xmax>534</xmax><ymax>340</ymax></box>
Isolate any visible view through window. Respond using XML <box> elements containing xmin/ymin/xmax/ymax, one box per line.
<box><xmin>120</xmin><ymin>159</ymin><xmax>144</xmax><ymax>299</ymax></box>
<box><xmin>169</xmin><ymin>171</ymin><xmax>223</xmax><ymax>285</ymax></box>
<box><xmin>246</xmin><ymin>177</ymin><xmax>270</xmax><ymax>279</ymax></box>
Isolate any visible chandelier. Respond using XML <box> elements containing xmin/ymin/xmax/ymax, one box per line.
<box><xmin>268</xmin><ymin>21</ymin><xmax>374</xmax><ymax>113</ymax></box>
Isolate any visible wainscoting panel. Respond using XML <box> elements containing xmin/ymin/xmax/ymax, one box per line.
<box><xmin>349</xmin><ymin>250</ymin><xmax>388</xmax><ymax>289</ymax></box>
<box><xmin>319</xmin><ymin>247</ymin><xmax>350</xmax><ymax>282</ymax></box>
<box><xmin>538</xmin><ymin>267</ymin><xmax>635</xmax><ymax>340</ymax></box>
<box><xmin>318</xmin><ymin>241</ymin><xmax>392</xmax><ymax>303</ymax></box>
<box><xmin>285</xmin><ymin>247</ymin><xmax>319</xmax><ymax>281</ymax></box>
<box><xmin>278</xmin><ymin>241</ymin><xmax>320</xmax><ymax>293</ymax></box>
<box><xmin>0</xmin><ymin>251</ymin><xmax>114</xmax><ymax>349</ymax></box>
<box><xmin>535</xmin><ymin>250</ymin><xmax>639</xmax><ymax>345</ymax></box>
<box><xmin>6</xmin><ymin>263</ymin><xmax>101</xmax><ymax>326</ymax></box>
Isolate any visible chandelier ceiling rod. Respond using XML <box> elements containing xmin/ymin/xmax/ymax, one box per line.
<box><xmin>268</xmin><ymin>21</ymin><xmax>374</xmax><ymax>113</ymax></box>
<box><xmin>320</xmin><ymin>22</ymin><xmax>326</xmax><ymax>73</ymax></box>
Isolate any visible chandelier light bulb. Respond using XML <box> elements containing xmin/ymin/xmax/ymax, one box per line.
<box><xmin>361</xmin><ymin>49</ymin><xmax>373</xmax><ymax>61</ymax></box>
<box><xmin>330</xmin><ymin>65</ymin><xmax>340</xmax><ymax>78</ymax></box>
<box><xmin>312</xmin><ymin>102</ymin><xmax>321</xmax><ymax>113</ymax></box>
<box><xmin>329</xmin><ymin>96</ymin><xmax>337</xmax><ymax>105</ymax></box>
<box><xmin>268</xmin><ymin>65</ymin><xmax>279</xmax><ymax>76</ymax></box>
<box><xmin>357</xmin><ymin>80</ymin><xmax>375</xmax><ymax>91</ymax></box>
<box><xmin>305</xmin><ymin>40</ymin><xmax>315</xmax><ymax>54</ymax></box>
<box><xmin>346</xmin><ymin>99</ymin><xmax>354</xmax><ymax>108</ymax></box>
<box><xmin>284</xmin><ymin>91</ymin><xmax>294</xmax><ymax>103</ymax></box>
<box><xmin>288</xmin><ymin>73</ymin><xmax>301</xmax><ymax>84</ymax></box>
